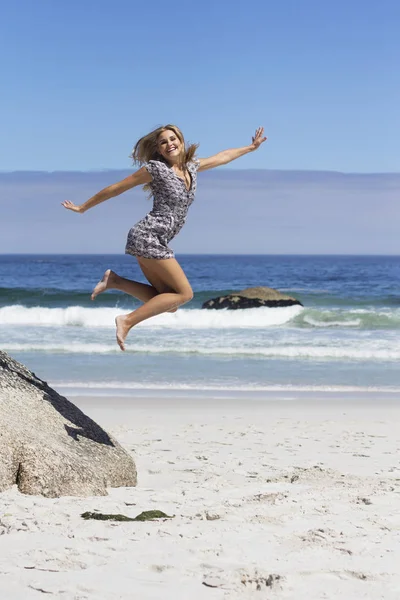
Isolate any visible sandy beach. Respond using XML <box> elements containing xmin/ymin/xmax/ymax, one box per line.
<box><xmin>1</xmin><ymin>393</ymin><xmax>400</xmax><ymax>599</ymax></box>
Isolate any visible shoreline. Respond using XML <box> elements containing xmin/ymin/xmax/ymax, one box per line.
<box><xmin>62</xmin><ymin>387</ymin><xmax>400</xmax><ymax>401</ymax></box>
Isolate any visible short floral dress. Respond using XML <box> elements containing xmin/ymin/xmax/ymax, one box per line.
<box><xmin>125</xmin><ymin>159</ymin><xmax>200</xmax><ymax>260</ymax></box>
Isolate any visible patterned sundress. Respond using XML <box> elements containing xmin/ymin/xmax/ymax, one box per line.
<box><xmin>125</xmin><ymin>159</ymin><xmax>200</xmax><ymax>260</ymax></box>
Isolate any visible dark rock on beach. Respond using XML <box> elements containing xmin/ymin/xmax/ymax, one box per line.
<box><xmin>81</xmin><ymin>510</ymin><xmax>173</xmax><ymax>522</ymax></box>
<box><xmin>202</xmin><ymin>286</ymin><xmax>303</xmax><ymax>310</ymax></box>
<box><xmin>0</xmin><ymin>351</ymin><xmax>137</xmax><ymax>497</ymax></box>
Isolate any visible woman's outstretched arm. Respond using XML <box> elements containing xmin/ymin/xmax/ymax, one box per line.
<box><xmin>198</xmin><ymin>127</ymin><xmax>267</xmax><ymax>172</ymax></box>
<box><xmin>61</xmin><ymin>166</ymin><xmax>152</xmax><ymax>213</ymax></box>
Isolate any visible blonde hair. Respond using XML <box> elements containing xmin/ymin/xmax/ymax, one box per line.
<box><xmin>131</xmin><ymin>124</ymin><xmax>198</xmax><ymax>193</ymax></box>
<box><xmin>131</xmin><ymin>124</ymin><xmax>198</xmax><ymax>165</ymax></box>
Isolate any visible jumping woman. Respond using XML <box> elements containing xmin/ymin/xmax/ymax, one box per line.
<box><xmin>62</xmin><ymin>125</ymin><xmax>267</xmax><ymax>350</ymax></box>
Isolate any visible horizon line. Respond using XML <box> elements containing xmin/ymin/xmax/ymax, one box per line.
<box><xmin>1</xmin><ymin>167</ymin><xmax>399</xmax><ymax>177</ymax></box>
<box><xmin>1</xmin><ymin>253</ymin><xmax>399</xmax><ymax>258</ymax></box>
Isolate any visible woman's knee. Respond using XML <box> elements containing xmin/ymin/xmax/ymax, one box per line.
<box><xmin>165</xmin><ymin>289</ymin><xmax>192</xmax><ymax>312</ymax></box>
<box><xmin>179</xmin><ymin>288</ymin><xmax>194</xmax><ymax>305</ymax></box>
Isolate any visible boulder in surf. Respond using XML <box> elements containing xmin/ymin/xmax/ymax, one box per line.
<box><xmin>202</xmin><ymin>286</ymin><xmax>303</xmax><ymax>310</ymax></box>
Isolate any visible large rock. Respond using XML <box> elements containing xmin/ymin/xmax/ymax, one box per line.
<box><xmin>202</xmin><ymin>286</ymin><xmax>303</xmax><ymax>310</ymax></box>
<box><xmin>0</xmin><ymin>351</ymin><xmax>137</xmax><ymax>497</ymax></box>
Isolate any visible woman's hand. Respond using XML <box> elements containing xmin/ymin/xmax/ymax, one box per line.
<box><xmin>61</xmin><ymin>200</ymin><xmax>84</xmax><ymax>213</ymax></box>
<box><xmin>251</xmin><ymin>126</ymin><xmax>267</xmax><ymax>150</ymax></box>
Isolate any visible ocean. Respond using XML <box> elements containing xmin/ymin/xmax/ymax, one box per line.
<box><xmin>1</xmin><ymin>254</ymin><xmax>399</xmax><ymax>397</ymax></box>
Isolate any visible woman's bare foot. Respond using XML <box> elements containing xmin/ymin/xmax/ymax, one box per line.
<box><xmin>91</xmin><ymin>269</ymin><xmax>115</xmax><ymax>300</ymax></box>
<box><xmin>115</xmin><ymin>315</ymin><xmax>131</xmax><ymax>351</ymax></box>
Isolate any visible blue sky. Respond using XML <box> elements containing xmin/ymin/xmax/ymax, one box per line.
<box><xmin>1</xmin><ymin>0</ymin><xmax>399</xmax><ymax>173</ymax></box>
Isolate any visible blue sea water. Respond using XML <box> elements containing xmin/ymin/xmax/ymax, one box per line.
<box><xmin>1</xmin><ymin>254</ymin><xmax>400</xmax><ymax>396</ymax></box>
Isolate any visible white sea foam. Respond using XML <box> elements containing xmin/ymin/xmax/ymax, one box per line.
<box><xmin>3</xmin><ymin>304</ymin><xmax>399</xmax><ymax>332</ymax></box>
<box><xmin>52</xmin><ymin>381</ymin><xmax>400</xmax><ymax>393</ymax></box>
<box><xmin>303</xmin><ymin>316</ymin><xmax>362</xmax><ymax>327</ymax></box>
<box><xmin>4</xmin><ymin>341</ymin><xmax>400</xmax><ymax>361</ymax></box>
<box><xmin>299</xmin><ymin>307</ymin><xmax>400</xmax><ymax>328</ymax></box>
<box><xmin>0</xmin><ymin>304</ymin><xmax>302</xmax><ymax>328</ymax></box>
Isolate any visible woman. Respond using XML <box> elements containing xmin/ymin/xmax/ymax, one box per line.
<box><xmin>62</xmin><ymin>125</ymin><xmax>267</xmax><ymax>350</ymax></box>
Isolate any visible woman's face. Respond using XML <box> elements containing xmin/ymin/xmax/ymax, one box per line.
<box><xmin>157</xmin><ymin>129</ymin><xmax>183</xmax><ymax>163</ymax></box>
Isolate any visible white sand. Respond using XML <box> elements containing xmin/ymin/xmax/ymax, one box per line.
<box><xmin>1</xmin><ymin>395</ymin><xmax>400</xmax><ymax>599</ymax></box>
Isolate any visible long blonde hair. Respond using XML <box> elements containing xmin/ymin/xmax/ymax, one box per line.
<box><xmin>131</xmin><ymin>124</ymin><xmax>198</xmax><ymax>192</ymax></box>
<box><xmin>131</xmin><ymin>124</ymin><xmax>198</xmax><ymax>165</ymax></box>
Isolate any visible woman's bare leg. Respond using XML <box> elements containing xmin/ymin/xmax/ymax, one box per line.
<box><xmin>115</xmin><ymin>257</ymin><xmax>193</xmax><ymax>351</ymax></box>
<box><xmin>137</xmin><ymin>260</ymin><xmax>178</xmax><ymax>314</ymax></box>
<box><xmin>91</xmin><ymin>265</ymin><xmax>178</xmax><ymax>313</ymax></box>
<box><xmin>91</xmin><ymin>269</ymin><xmax>158</xmax><ymax>303</ymax></box>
